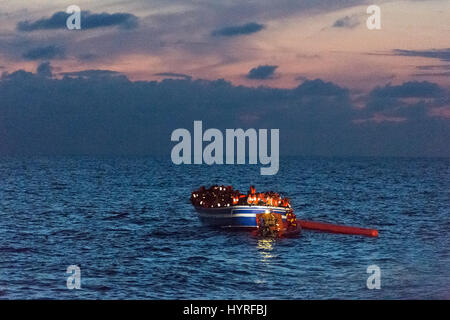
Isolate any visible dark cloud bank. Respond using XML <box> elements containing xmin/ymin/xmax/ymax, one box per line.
<box><xmin>246</xmin><ymin>65</ymin><xmax>278</xmax><ymax>79</ymax></box>
<box><xmin>17</xmin><ymin>11</ymin><xmax>139</xmax><ymax>31</ymax></box>
<box><xmin>212</xmin><ymin>22</ymin><xmax>265</xmax><ymax>37</ymax></box>
<box><xmin>332</xmin><ymin>15</ymin><xmax>360</xmax><ymax>29</ymax></box>
<box><xmin>0</xmin><ymin>65</ymin><xmax>448</xmax><ymax>157</ymax></box>
<box><xmin>22</xmin><ymin>45</ymin><xmax>65</xmax><ymax>60</ymax></box>
<box><xmin>393</xmin><ymin>49</ymin><xmax>450</xmax><ymax>63</ymax></box>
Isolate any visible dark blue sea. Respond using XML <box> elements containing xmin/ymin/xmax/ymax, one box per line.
<box><xmin>0</xmin><ymin>156</ymin><xmax>449</xmax><ymax>299</ymax></box>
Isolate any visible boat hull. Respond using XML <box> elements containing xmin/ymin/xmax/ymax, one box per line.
<box><xmin>195</xmin><ymin>205</ymin><xmax>290</xmax><ymax>228</ymax></box>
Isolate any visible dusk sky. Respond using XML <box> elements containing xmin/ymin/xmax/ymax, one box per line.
<box><xmin>0</xmin><ymin>0</ymin><xmax>449</xmax><ymax>156</ymax></box>
<box><xmin>1</xmin><ymin>0</ymin><xmax>449</xmax><ymax>88</ymax></box>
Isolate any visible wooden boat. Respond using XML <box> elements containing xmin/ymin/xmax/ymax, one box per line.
<box><xmin>194</xmin><ymin>205</ymin><xmax>291</xmax><ymax>228</ymax></box>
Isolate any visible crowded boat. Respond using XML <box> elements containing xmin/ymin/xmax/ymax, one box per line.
<box><xmin>190</xmin><ymin>184</ymin><xmax>378</xmax><ymax>237</ymax></box>
<box><xmin>190</xmin><ymin>185</ymin><xmax>291</xmax><ymax>209</ymax></box>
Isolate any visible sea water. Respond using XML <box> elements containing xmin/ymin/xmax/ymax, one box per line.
<box><xmin>0</xmin><ymin>156</ymin><xmax>448</xmax><ymax>299</ymax></box>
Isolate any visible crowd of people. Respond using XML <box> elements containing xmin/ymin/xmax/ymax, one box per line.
<box><xmin>190</xmin><ymin>185</ymin><xmax>291</xmax><ymax>209</ymax></box>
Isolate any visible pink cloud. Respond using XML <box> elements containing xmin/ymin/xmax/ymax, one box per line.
<box><xmin>429</xmin><ymin>106</ymin><xmax>450</xmax><ymax>118</ymax></box>
<box><xmin>353</xmin><ymin>113</ymin><xmax>407</xmax><ymax>124</ymax></box>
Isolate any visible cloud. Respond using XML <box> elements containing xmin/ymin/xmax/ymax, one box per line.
<box><xmin>60</xmin><ymin>70</ymin><xmax>126</xmax><ymax>79</ymax></box>
<box><xmin>429</xmin><ymin>107</ymin><xmax>450</xmax><ymax>119</ymax></box>
<box><xmin>392</xmin><ymin>48</ymin><xmax>450</xmax><ymax>62</ymax></box>
<box><xmin>17</xmin><ymin>11</ymin><xmax>139</xmax><ymax>32</ymax></box>
<box><xmin>154</xmin><ymin>72</ymin><xmax>192</xmax><ymax>80</ymax></box>
<box><xmin>413</xmin><ymin>72</ymin><xmax>450</xmax><ymax>77</ymax></box>
<box><xmin>22</xmin><ymin>45</ymin><xmax>65</xmax><ymax>60</ymax></box>
<box><xmin>370</xmin><ymin>81</ymin><xmax>443</xmax><ymax>98</ymax></box>
<box><xmin>1</xmin><ymin>69</ymin><xmax>34</xmax><ymax>81</ymax></box>
<box><xmin>77</xmin><ymin>53</ymin><xmax>99</xmax><ymax>61</ymax></box>
<box><xmin>416</xmin><ymin>65</ymin><xmax>450</xmax><ymax>71</ymax></box>
<box><xmin>296</xmin><ymin>53</ymin><xmax>320</xmax><ymax>59</ymax></box>
<box><xmin>332</xmin><ymin>15</ymin><xmax>360</xmax><ymax>29</ymax></box>
<box><xmin>17</xmin><ymin>11</ymin><xmax>68</xmax><ymax>31</ymax></box>
<box><xmin>0</xmin><ymin>1</ymin><xmax>368</xmax><ymax>69</ymax></box>
<box><xmin>293</xmin><ymin>79</ymin><xmax>348</xmax><ymax>96</ymax></box>
<box><xmin>246</xmin><ymin>65</ymin><xmax>278</xmax><ymax>79</ymax></box>
<box><xmin>414</xmin><ymin>65</ymin><xmax>450</xmax><ymax>77</ymax></box>
<box><xmin>295</xmin><ymin>75</ymin><xmax>309</xmax><ymax>82</ymax></box>
<box><xmin>211</xmin><ymin>22</ymin><xmax>265</xmax><ymax>37</ymax></box>
<box><xmin>1</xmin><ymin>65</ymin><xmax>448</xmax><ymax>158</ymax></box>
<box><xmin>36</xmin><ymin>61</ymin><xmax>52</xmax><ymax>78</ymax></box>
<box><xmin>358</xmin><ymin>81</ymin><xmax>448</xmax><ymax>124</ymax></box>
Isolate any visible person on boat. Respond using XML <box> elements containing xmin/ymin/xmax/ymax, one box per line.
<box><xmin>285</xmin><ymin>209</ymin><xmax>297</xmax><ymax>230</ymax></box>
<box><xmin>256</xmin><ymin>193</ymin><xmax>263</xmax><ymax>205</ymax></box>
<box><xmin>258</xmin><ymin>209</ymin><xmax>279</xmax><ymax>237</ymax></box>
<box><xmin>232</xmin><ymin>194</ymin><xmax>239</xmax><ymax>205</ymax></box>
<box><xmin>238</xmin><ymin>194</ymin><xmax>247</xmax><ymax>205</ymax></box>
<box><xmin>247</xmin><ymin>193</ymin><xmax>257</xmax><ymax>205</ymax></box>
<box><xmin>266</xmin><ymin>195</ymin><xmax>273</xmax><ymax>206</ymax></box>
<box><xmin>256</xmin><ymin>193</ymin><xmax>262</xmax><ymax>204</ymax></box>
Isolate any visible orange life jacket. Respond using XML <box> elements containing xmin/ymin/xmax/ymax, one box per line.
<box><xmin>259</xmin><ymin>193</ymin><xmax>265</xmax><ymax>203</ymax></box>
<box><xmin>286</xmin><ymin>212</ymin><xmax>297</xmax><ymax>224</ymax></box>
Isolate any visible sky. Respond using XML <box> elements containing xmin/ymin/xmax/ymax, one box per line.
<box><xmin>0</xmin><ymin>0</ymin><xmax>449</xmax><ymax>156</ymax></box>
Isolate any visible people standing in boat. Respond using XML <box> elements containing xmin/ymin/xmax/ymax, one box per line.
<box><xmin>258</xmin><ymin>209</ymin><xmax>280</xmax><ymax>237</ymax></box>
<box><xmin>286</xmin><ymin>208</ymin><xmax>297</xmax><ymax>230</ymax></box>
<box><xmin>191</xmin><ymin>185</ymin><xmax>292</xmax><ymax>208</ymax></box>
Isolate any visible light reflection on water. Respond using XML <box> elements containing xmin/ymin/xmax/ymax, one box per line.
<box><xmin>257</xmin><ymin>239</ymin><xmax>275</xmax><ymax>262</ymax></box>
